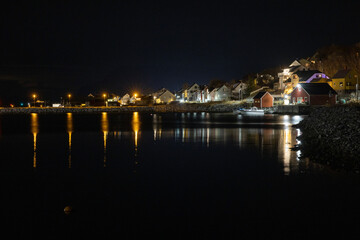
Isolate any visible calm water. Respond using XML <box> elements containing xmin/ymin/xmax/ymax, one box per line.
<box><xmin>0</xmin><ymin>112</ymin><xmax>359</xmax><ymax>239</ymax></box>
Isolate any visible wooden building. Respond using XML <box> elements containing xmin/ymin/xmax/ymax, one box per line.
<box><xmin>253</xmin><ymin>91</ymin><xmax>273</xmax><ymax>108</ymax></box>
<box><xmin>290</xmin><ymin>83</ymin><xmax>337</xmax><ymax>105</ymax></box>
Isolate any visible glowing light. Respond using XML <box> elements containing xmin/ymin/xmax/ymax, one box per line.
<box><xmin>67</xmin><ymin>113</ymin><xmax>73</xmax><ymax>168</ymax></box>
<box><xmin>31</xmin><ymin>113</ymin><xmax>39</xmax><ymax>168</ymax></box>
<box><xmin>132</xmin><ymin>112</ymin><xmax>140</xmax><ymax>161</ymax></box>
<box><xmin>101</xmin><ymin>112</ymin><xmax>109</xmax><ymax>167</ymax></box>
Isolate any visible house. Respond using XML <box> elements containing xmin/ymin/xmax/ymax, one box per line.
<box><xmin>184</xmin><ymin>83</ymin><xmax>201</xmax><ymax>102</ymax></box>
<box><xmin>152</xmin><ymin>88</ymin><xmax>175</xmax><ymax>104</ymax></box>
<box><xmin>290</xmin><ymin>83</ymin><xmax>337</xmax><ymax>105</ymax></box>
<box><xmin>198</xmin><ymin>85</ymin><xmax>211</xmax><ymax>102</ymax></box>
<box><xmin>284</xmin><ymin>70</ymin><xmax>330</xmax><ymax>94</ymax></box>
<box><xmin>253</xmin><ymin>91</ymin><xmax>273</xmax><ymax>108</ymax></box>
<box><xmin>209</xmin><ymin>88</ymin><xmax>218</xmax><ymax>101</ymax></box>
<box><xmin>232</xmin><ymin>81</ymin><xmax>247</xmax><ymax>100</ymax></box>
<box><xmin>278</xmin><ymin>59</ymin><xmax>311</xmax><ymax>90</ymax></box>
<box><xmin>331</xmin><ymin>69</ymin><xmax>359</xmax><ymax>95</ymax></box>
<box><xmin>120</xmin><ymin>94</ymin><xmax>130</xmax><ymax>105</ymax></box>
<box><xmin>215</xmin><ymin>85</ymin><xmax>232</xmax><ymax>101</ymax></box>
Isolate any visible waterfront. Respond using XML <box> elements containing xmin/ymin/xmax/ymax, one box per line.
<box><xmin>1</xmin><ymin>113</ymin><xmax>359</xmax><ymax>239</ymax></box>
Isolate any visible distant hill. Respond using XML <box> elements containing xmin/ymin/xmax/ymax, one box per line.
<box><xmin>310</xmin><ymin>42</ymin><xmax>360</xmax><ymax>77</ymax></box>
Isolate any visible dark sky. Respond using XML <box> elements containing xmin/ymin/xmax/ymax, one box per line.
<box><xmin>1</xmin><ymin>0</ymin><xmax>360</xmax><ymax>101</ymax></box>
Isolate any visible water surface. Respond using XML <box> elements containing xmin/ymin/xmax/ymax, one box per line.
<box><xmin>0</xmin><ymin>112</ymin><xmax>359</xmax><ymax>239</ymax></box>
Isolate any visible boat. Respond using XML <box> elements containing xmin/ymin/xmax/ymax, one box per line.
<box><xmin>234</xmin><ymin>107</ymin><xmax>265</xmax><ymax>116</ymax></box>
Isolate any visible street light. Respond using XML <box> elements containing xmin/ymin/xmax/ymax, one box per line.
<box><xmin>103</xmin><ymin>94</ymin><xmax>107</xmax><ymax>106</ymax></box>
<box><xmin>33</xmin><ymin>94</ymin><xmax>36</xmax><ymax>107</ymax></box>
<box><xmin>68</xmin><ymin>94</ymin><xmax>71</xmax><ymax>106</ymax></box>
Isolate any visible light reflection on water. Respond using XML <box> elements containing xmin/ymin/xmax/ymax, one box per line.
<box><xmin>67</xmin><ymin>113</ymin><xmax>73</xmax><ymax>168</ymax></box>
<box><xmin>21</xmin><ymin>113</ymin><xmax>305</xmax><ymax>175</ymax></box>
<box><xmin>101</xmin><ymin>112</ymin><xmax>109</xmax><ymax>167</ymax></box>
<box><xmin>31</xmin><ymin>113</ymin><xmax>39</xmax><ymax>168</ymax></box>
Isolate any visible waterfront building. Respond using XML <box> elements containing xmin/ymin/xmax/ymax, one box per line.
<box><xmin>215</xmin><ymin>85</ymin><xmax>232</xmax><ymax>101</ymax></box>
<box><xmin>120</xmin><ymin>94</ymin><xmax>130</xmax><ymax>105</ymax></box>
<box><xmin>151</xmin><ymin>88</ymin><xmax>175</xmax><ymax>104</ymax></box>
<box><xmin>290</xmin><ymin>83</ymin><xmax>337</xmax><ymax>105</ymax></box>
<box><xmin>253</xmin><ymin>91</ymin><xmax>274</xmax><ymax>108</ymax></box>
<box><xmin>232</xmin><ymin>81</ymin><xmax>247</xmax><ymax>100</ymax></box>
<box><xmin>185</xmin><ymin>83</ymin><xmax>201</xmax><ymax>102</ymax></box>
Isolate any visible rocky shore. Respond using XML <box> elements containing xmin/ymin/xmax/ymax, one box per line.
<box><xmin>294</xmin><ymin>105</ymin><xmax>360</xmax><ymax>171</ymax></box>
<box><xmin>0</xmin><ymin>101</ymin><xmax>246</xmax><ymax>114</ymax></box>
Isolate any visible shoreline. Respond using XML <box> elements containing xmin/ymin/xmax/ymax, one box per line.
<box><xmin>293</xmin><ymin>105</ymin><xmax>360</xmax><ymax>171</ymax></box>
<box><xmin>0</xmin><ymin>103</ymin><xmax>315</xmax><ymax>114</ymax></box>
<box><xmin>0</xmin><ymin>103</ymin><xmax>244</xmax><ymax>114</ymax></box>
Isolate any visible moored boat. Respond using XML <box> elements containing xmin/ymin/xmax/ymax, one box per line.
<box><xmin>234</xmin><ymin>107</ymin><xmax>265</xmax><ymax>116</ymax></box>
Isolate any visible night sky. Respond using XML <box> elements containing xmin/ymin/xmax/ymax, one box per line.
<box><xmin>1</xmin><ymin>0</ymin><xmax>360</xmax><ymax>101</ymax></box>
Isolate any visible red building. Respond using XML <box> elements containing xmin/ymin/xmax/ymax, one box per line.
<box><xmin>253</xmin><ymin>91</ymin><xmax>273</xmax><ymax>108</ymax></box>
<box><xmin>290</xmin><ymin>83</ymin><xmax>337</xmax><ymax>105</ymax></box>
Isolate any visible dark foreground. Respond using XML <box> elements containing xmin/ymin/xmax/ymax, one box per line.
<box><xmin>0</xmin><ymin>113</ymin><xmax>359</xmax><ymax>239</ymax></box>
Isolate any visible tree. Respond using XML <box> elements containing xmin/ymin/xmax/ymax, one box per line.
<box><xmin>208</xmin><ymin>79</ymin><xmax>225</xmax><ymax>90</ymax></box>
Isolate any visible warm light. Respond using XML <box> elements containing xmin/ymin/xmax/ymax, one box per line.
<box><xmin>33</xmin><ymin>94</ymin><xmax>36</xmax><ymax>99</ymax></box>
<box><xmin>134</xmin><ymin>93</ymin><xmax>138</xmax><ymax>98</ymax></box>
<box><xmin>132</xmin><ymin>112</ymin><xmax>140</xmax><ymax>149</ymax></box>
<box><xmin>103</xmin><ymin>94</ymin><xmax>106</xmax><ymax>98</ymax></box>
<box><xmin>68</xmin><ymin>94</ymin><xmax>71</xmax><ymax>98</ymax></box>
<box><xmin>101</xmin><ymin>112</ymin><xmax>109</xmax><ymax>167</ymax></box>
<box><xmin>31</xmin><ymin>113</ymin><xmax>39</xmax><ymax>168</ymax></box>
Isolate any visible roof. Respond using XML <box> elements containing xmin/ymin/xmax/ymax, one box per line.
<box><xmin>253</xmin><ymin>91</ymin><xmax>271</xmax><ymax>99</ymax></box>
<box><xmin>294</xmin><ymin>70</ymin><xmax>323</xmax><ymax>81</ymax></box>
<box><xmin>332</xmin><ymin>69</ymin><xmax>351</xmax><ymax>79</ymax></box>
<box><xmin>296</xmin><ymin>83</ymin><xmax>337</xmax><ymax>95</ymax></box>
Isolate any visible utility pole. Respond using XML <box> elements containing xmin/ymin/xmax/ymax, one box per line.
<box><xmin>356</xmin><ymin>75</ymin><xmax>359</xmax><ymax>101</ymax></box>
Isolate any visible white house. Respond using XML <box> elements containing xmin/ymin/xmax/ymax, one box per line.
<box><xmin>152</xmin><ymin>88</ymin><xmax>175</xmax><ymax>104</ymax></box>
<box><xmin>232</xmin><ymin>81</ymin><xmax>247</xmax><ymax>100</ymax></box>
<box><xmin>215</xmin><ymin>85</ymin><xmax>232</xmax><ymax>101</ymax></box>
<box><xmin>278</xmin><ymin>59</ymin><xmax>310</xmax><ymax>90</ymax></box>
<box><xmin>120</xmin><ymin>94</ymin><xmax>130</xmax><ymax>105</ymax></box>
<box><xmin>210</xmin><ymin>88</ymin><xmax>218</xmax><ymax>101</ymax></box>
<box><xmin>184</xmin><ymin>83</ymin><xmax>200</xmax><ymax>102</ymax></box>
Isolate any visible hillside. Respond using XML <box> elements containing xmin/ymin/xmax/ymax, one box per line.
<box><xmin>310</xmin><ymin>42</ymin><xmax>360</xmax><ymax>77</ymax></box>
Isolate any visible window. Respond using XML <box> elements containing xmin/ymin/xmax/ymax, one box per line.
<box><xmin>304</xmin><ymin>97</ymin><xmax>308</xmax><ymax>102</ymax></box>
<box><xmin>297</xmin><ymin>97</ymin><xmax>303</xmax><ymax>103</ymax></box>
<box><xmin>293</xmin><ymin>97</ymin><xmax>296</xmax><ymax>103</ymax></box>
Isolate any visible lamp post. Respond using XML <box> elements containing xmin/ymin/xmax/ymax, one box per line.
<box><xmin>68</xmin><ymin>94</ymin><xmax>71</xmax><ymax>106</ymax></box>
<box><xmin>103</xmin><ymin>94</ymin><xmax>107</xmax><ymax>106</ymax></box>
<box><xmin>33</xmin><ymin>94</ymin><xmax>36</xmax><ymax>107</ymax></box>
